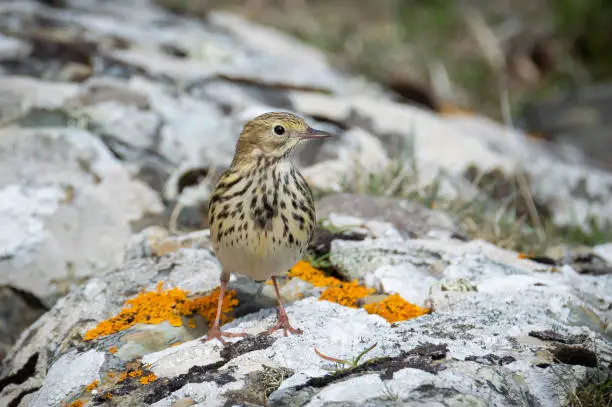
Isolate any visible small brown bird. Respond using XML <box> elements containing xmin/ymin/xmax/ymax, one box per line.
<box><xmin>206</xmin><ymin>112</ymin><xmax>331</xmax><ymax>343</ymax></box>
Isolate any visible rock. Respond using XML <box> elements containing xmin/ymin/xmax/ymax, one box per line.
<box><xmin>0</xmin><ymin>33</ymin><xmax>31</xmax><ymax>61</ymax></box>
<box><xmin>128</xmin><ymin>77</ymin><xmax>238</xmax><ymax>168</ymax></box>
<box><xmin>594</xmin><ymin>242</ymin><xmax>612</xmax><ymax>265</ymax></box>
<box><xmin>290</xmin><ymin>91</ymin><xmax>612</xmax><ymax>229</ymax></box>
<box><xmin>0</xmin><ymin>249</ymin><xmax>223</xmax><ymax>407</ymax></box>
<box><xmin>0</xmin><ymin>127</ymin><xmax>163</xmax><ymax>303</ymax></box>
<box><xmin>321</xmin><ymin>213</ymin><xmax>404</xmax><ymax>241</ymax></box>
<box><xmin>1</xmin><ymin>241</ymin><xmax>610</xmax><ymax>407</ymax></box>
<box><xmin>123</xmin><ymin>227</ymin><xmax>213</xmax><ymax>261</ymax></box>
<box><xmin>83</xmin><ymin>100</ymin><xmax>161</xmax><ymax>150</ymax></box>
<box><xmin>1</xmin><ymin>1</ymin><xmax>611</xmax><ymax>405</ymax></box>
<box><xmin>0</xmin><ymin>76</ymin><xmax>79</xmax><ymax>125</ymax></box>
<box><xmin>316</xmin><ymin>193</ymin><xmax>462</xmax><ymax>238</ymax></box>
<box><xmin>0</xmin><ymin>285</ymin><xmax>47</xmax><ymax>361</ymax></box>
<box><xmin>330</xmin><ymin>238</ymin><xmax>559</xmax><ymax>302</ymax></box>
<box><xmin>302</xmin><ymin>128</ymin><xmax>389</xmax><ymax>192</ymax></box>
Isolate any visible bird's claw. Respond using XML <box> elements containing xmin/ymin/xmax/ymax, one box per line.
<box><xmin>203</xmin><ymin>326</ymin><xmax>248</xmax><ymax>345</ymax></box>
<box><xmin>262</xmin><ymin>316</ymin><xmax>303</xmax><ymax>337</ymax></box>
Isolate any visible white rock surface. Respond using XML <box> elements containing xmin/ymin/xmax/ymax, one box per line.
<box><xmin>594</xmin><ymin>242</ymin><xmax>612</xmax><ymax>265</ymax></box>
<box><xmin>31</xmin><ymin>350</ymin><xmax>105</xmax><ymax>407</ymax></box>
<box><xmin>1</xmin><ymin>235</ymin><xmax>610</xmax><ymax>407</ymax></box>
<box><xmin>0</xmin><ymin>127</ymin><xmax>163</xmax><ymax>300</ymax></box>
<box><xmin>302</xmin><ymin>127</ymin><xmax>389</xmax><ymax>192</ymax></box>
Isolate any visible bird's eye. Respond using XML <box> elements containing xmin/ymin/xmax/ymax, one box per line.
<box><xmin>273</xmin><ymin>125</ymin><xmax>286</xmax><ymax>136</ymax></box>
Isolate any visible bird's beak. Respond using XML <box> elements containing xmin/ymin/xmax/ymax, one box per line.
<box><xmin>297</xmin><ymin>127</ymin><xmax>332</xmax><ymax>140</ymax></box>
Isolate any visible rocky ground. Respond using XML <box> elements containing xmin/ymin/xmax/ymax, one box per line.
<box><xmin>1</xmin><ymin>1</ymin><xmax>611</xmax><ymax>406</ymax></box>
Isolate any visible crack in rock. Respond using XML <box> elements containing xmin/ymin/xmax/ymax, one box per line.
<box><xmin>294</xmin><ymin>343</ymin><xmax>448</xmax><ymax>391</ymax></box>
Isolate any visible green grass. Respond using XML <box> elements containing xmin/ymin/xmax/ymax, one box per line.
<box><xmin>314</xmin><ymin>343</ymin><xmax>378</xmax><ymax>375</ymax></box>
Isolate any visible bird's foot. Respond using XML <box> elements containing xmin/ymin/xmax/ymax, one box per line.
<box><xmin>203</xmin><ymin>325</ymin><xmax>248</xmax><ymax>345</ymax></box>
<box><xmin>262</xmin><ymin>312</ymin><xmax>303</xmax><ymax>337</ymax></box>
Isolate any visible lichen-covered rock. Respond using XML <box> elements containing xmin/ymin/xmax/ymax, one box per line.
<box><xmin>1</xmin><ymin>1</ymin><xmax>612</xmax><ymax>406</ymax></box>
<box><xmin>0</xmin><ymin>127</ymin><xmax>163</xmax><ymax>303</ymax></box>
<box><xmin>1</xmin><ymin>234</ymin><xmax>610</xmax><ymax>407</ymax></box>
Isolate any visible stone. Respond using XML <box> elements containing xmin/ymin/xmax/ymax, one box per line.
<box><xmin>594</xmin><ymin>243</ymin><xmax>612</xmax><ymax>265</ymax></box>
<box><xmin>0</xmin><ymin>127</ymin><xmax>163</xmax><ymax>302</ymax></box>
<box><xmin>1</xmin><ymin>1</ymin><xmax>611</xmax><ymax>406</ymax></box>
<box><xmin>0</xmin><ymin>33</ymin><xmax>31</xmax><ymax>61</ymax></box>
<box><xmin>207</xmin><ymin>12</ymin><xmax>344</xmax><ymax>93</ymax></box>
<box><xmin>0</xmin><ymin>249</ymin><xmax>221</xmax><ymax>407</ymax></box>
<box><xmin>1</xmin><ymin>231</ymin><xmax>610</xmax><ymax>406</ymax></box>
<box><xmin>0</xmin><ymin>76</ymin><xmax>79</xmax><ymax>125</ymax></box>
<box><xmin>0</xmin><ymin>285</ymin><xmax>47</xmax><ymax>362</ymax></box>
<box><xmin>290</xmin><ymin>91</ymin><xmax>612</xmax><ymax>229</ymax></box>
<box><xmin>129</xmin><ymin>77</ymin><xmax>237</xmax><ymax>168</ymax></box>
<box><xmin>31</xmin><ymin>350</ymin><xmax>105</xmax><ymax>407</ymax></box>
<box><xmin>302</xmin><ymin>128</ymin><xmax>389</xmax><ymax>192</ymax></box>
<box><xmin>83</xmin><ymin>100</ymin><xmax>161</xmax><ymax>150</ymax></box>
<box><xmin>316</xmin><ymin>193</ymin><xmax>462</xmax><ymax>238</ymax></box>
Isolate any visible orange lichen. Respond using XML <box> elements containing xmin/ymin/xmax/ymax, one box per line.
<box><xmin>289</xmin><ymin>260</ymin><xmax>342</xmax><ymax>287</ymax></box>
<box><xmin>85</xmin><ymin>380</ymin><xmax>99</xmax><ymax>392</ymax></box>
<box><xmin>189</xmin><ymin>287</ymin><xmax>238</xmax><ymax>327</ymax></box>
<box><xmin>83</xmin><ymin>282</ymin><xmax>238</xmax><ymax>341</ymax></box>
<box><xmin>291</xmin><ymin>262</ymin><xmax>430</xmax><ymax>323</ymax></box>
<box><xmin>139</xmin><ymin>373</ymin><xmax>157</xmax><ymax>385</ymax></box>
<box><xmin>187</xmin><ymin>318</ymin><xmax>196</xmax><ymax>329</ymax></box>
<box><xmin>116</xmin><ymin>371</ymin><xmax>129</xmax><ymax>383</ymax></box>
<box><xmin>104</xmin><ymin>393</ymin><xmax>113</xmax><ymax>400</ymax></box>
<box><xmin>364</xmin><ymin>294</ymin><xmax>430</xmax><ymax>323</ymax></box>
<box><xmin>319</xmin><ymin>281</ymin><xmax>374</xmax><ymax>308</ymax></box>
<box><xmin>67</xmin><ymin>401</ymin><xmax>84</xmax><ymax>407</ymax></box>
<box><xmin>128</xmin><ymin>370</ymin><xmax>143</xmax><ymax>378</ymax></box>
<box><xmin>108</xmin><ymin>346</ymin><xmax>118</xmax><ymax>354</ymax></box>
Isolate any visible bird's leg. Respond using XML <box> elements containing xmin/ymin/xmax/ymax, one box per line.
<box><xmin>204</xmin><ymin>277</ymin><xmax>247</xmax><ymax>344</ymax></box>
<box><xmin>263</xmin><ymin>276</ymin><xmax>303</xmax><ymax>336</ymax></box>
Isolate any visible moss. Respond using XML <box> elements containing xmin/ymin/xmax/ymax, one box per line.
<box><xmin>83</xmin><ymin>282</ymin><xmax>238</xmax><ymax>341</ymax></box>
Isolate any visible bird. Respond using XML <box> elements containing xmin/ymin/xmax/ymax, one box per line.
<box><xmin>205</xmin><ymin>112</ymin><xmax>331</xmax><ymax>344</ymax></box>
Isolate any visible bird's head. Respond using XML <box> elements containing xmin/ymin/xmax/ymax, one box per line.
<box><xmin>232</xmin><ymin>112</ymin><xmax>331</xmax><ymax>167</ymax></box>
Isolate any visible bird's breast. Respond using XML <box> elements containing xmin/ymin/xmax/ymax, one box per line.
<box><xmin>209</xmin><ymin>161</ymin><xmax>316</xmax><ymax>277</ymax></box>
